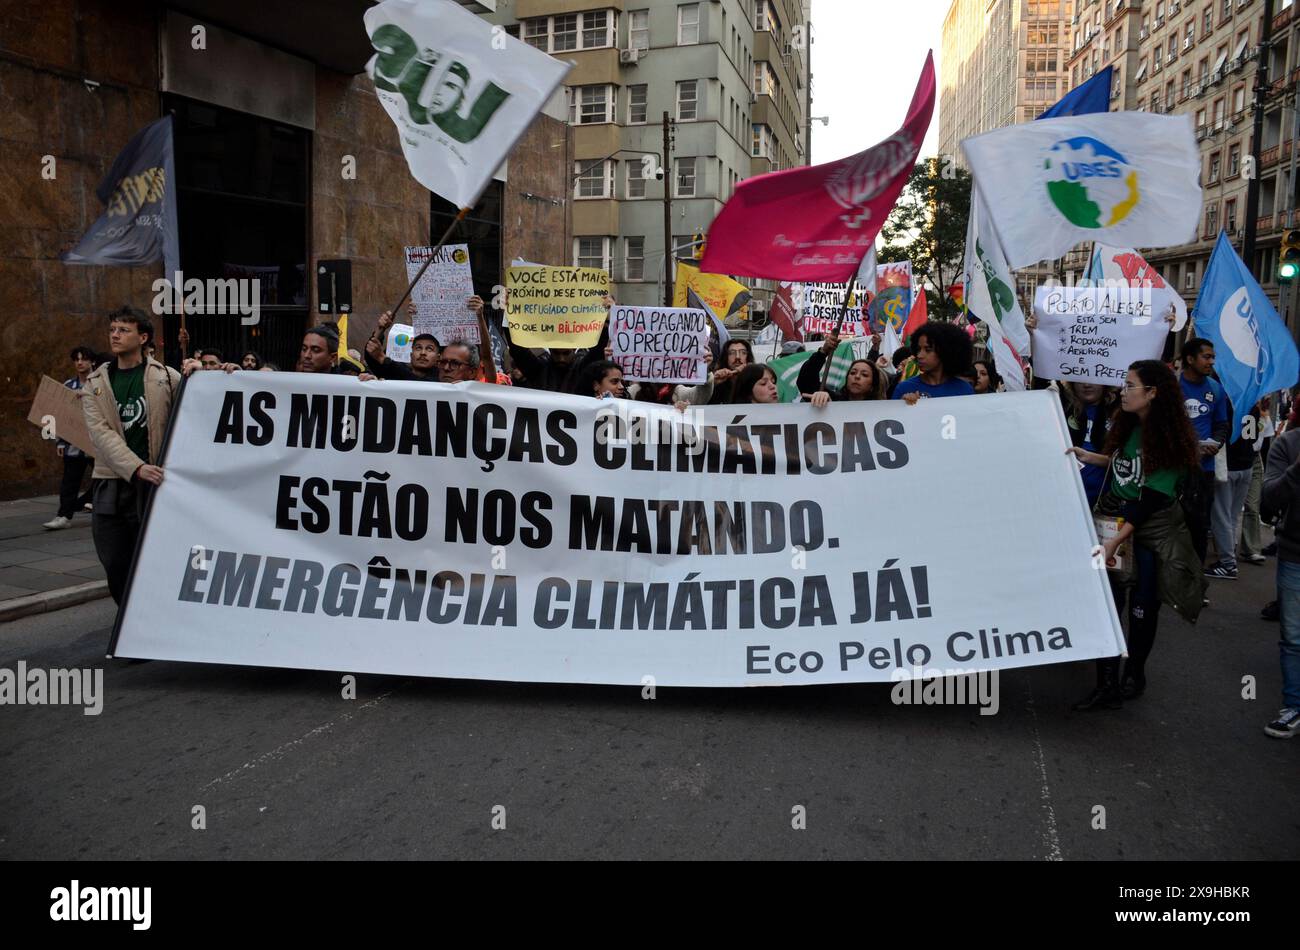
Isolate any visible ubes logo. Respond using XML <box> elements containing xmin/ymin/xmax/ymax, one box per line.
<box><xmin>1043</xmin><ymin>136</ymin><xmax>1141</xmax><ymax>229</ymax></box>
<box><xmin>1219</xmin><ymin>287</ymin><xmax>1269</xmax><ymax>384</ymax></box>
<box><xmin>368</xmin><ymin>24</ymin><xmax>511</xmax><ymax>144</ymax></box>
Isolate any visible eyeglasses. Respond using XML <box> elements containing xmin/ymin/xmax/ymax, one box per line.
<box><xmin>439</xmin><ymin>359</ymin><xmax>470</xmax><ymax>369</ymax></box>
<box><xmin>1121</xmin><ymin>383</ymin><xmax>1152</xmax><ymax>392</ymax></box>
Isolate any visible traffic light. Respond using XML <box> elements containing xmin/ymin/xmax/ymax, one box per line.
<box><xmin>1280</xmin><ymin>229</ymin><xmax>1300</xmax><ymax>281</ymax></box>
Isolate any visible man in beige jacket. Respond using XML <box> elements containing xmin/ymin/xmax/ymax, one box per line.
<box><xmin>83</xmin><ymin>307</ymin><xmax>181</xmax><ymax>605</ymax></box>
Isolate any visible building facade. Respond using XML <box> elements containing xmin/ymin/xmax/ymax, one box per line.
<box><xmin>486</xmin><ymin>0</ymin><xmax>811</xmax><ymax>311</ymax></box>
<box><xmin>1</xmin><ymin>0</ymin><xmax>570</xmax><ymax>500</ymax></box>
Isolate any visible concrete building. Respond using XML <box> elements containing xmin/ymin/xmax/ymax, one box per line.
<box><xmin>1115</xmin><ymin>0</ymin><xmax>1300</xmax><ymax>322</ymax></box>
<box><xmin>940</xmin><ymin>0</ymin><xmax>1076</xmax><ymax>306</ymax></box>
<box><xmin>1065</xmin><ymin>0</ymin><xmax>1144</xmax><ymax>110</ymax></box>
<box><xmin>1</xmin><ymin>0</ymin><xmax>571</xmax><ymax>500</ymax></box>
<box><xmin>485</xmin><ymin>0</ymin><xmax>811</xmax><ymax>312</ymax></box>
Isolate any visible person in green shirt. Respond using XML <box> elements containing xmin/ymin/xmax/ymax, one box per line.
<box><xmin>1068</xmin><ymin>359</ymin><xmax>1201</xmax><ymax>710</ymax></box>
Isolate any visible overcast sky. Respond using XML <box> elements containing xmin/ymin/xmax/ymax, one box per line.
<box><xmin>810</xmin><ymin>0</ymin><xmax>950</xmax><ymax>164</ymax></box>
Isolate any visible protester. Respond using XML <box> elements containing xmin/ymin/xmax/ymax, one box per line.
<box><xmin>973</xmin><ymin>358</ymin><xmax>1001</xmax><ymax>394</ymax></box>
<box><xmin>1240</xmin><ymin>396</ymin><xmax>1274</xmax><ymax>565</ymax></box>
<box><xmin>1178</xmin><ymin>337</ymin><xmax>1230</xmax><ymax>568</ymax></box>
<box><xmin>728</xmin><ymin>364</ymin><xmax>781</xmax><ymax>404</ymax></box>
<box><xmin>796</xmin><ymin>333</ymin><xmax>887</xmax><ymax>401</ymax></box>
<box><xmin>488</xmin><ymin>294</ymin><xmax>612</xmax><ymax>391</ymax></box>
<box><xmin>1062</xmin><ymin>382</ymin><xmax>1120</xmax><ymax>508</ymax></box>
<box><xmin>366</xmin><ymin>307</ymin><xmax>441</xmax><ymax>382</ymax></box>
<box><xmin>1206</xmin><ymin>402</ymin><xmax>1261</xmax><ymax>580</ymax></box>
<box><xmin>43</xmin><ymin>346</ymin><xmax>98</xmax><ymax>530</ymax></box>
<box><xmin>577</xmin><ymin>360</ymin><xmax>626</xmax><ymax>399</ymax></box>
<box><xmin>82</xmin><ymin>307</ymin><xmax>181</xmax><ymax>605</ymax></box>
<box><xmin>1067</xmin><ymin>360</ymin><xmax>1203</xmax><ymax>709</ymax></box>
<box><xmin>298</xmin><ymin>325</ymin><xmax>340</xmax><ymax>374</ymax></box>
<box><xmin>891</xmin><ymin>321</ymin><xmax>975</xmax><ymax>403</ymax></box>
<box><xmin>239</xmin><ymin>350</ymin><xmax>264</xmax><ymax>371</ymax></box>
<box><xmin>1260</xmin><ymin>416</ymin><xmax>1300</xmax><ymax>737</ymax></box>
<box><xmin>439</xmin><ymin>341</ymin><xmax>486</xmax><ymax>383</ymax></box>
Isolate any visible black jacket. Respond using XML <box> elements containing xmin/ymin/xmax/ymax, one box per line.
<box><xmin>1263</xmin><ymin>429</ymin><xmax>1300</xmax><ymax>562</ymax></box>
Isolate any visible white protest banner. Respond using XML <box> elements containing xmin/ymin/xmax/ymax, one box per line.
<box><xmin>110</xmin><ymin>374</ymin><xmax>1124</xmax><ymax>686</ymax></box>
<box><xmin>405</xmin><ymin>244</ymin><xmax>477</xmax><ymax>344</ymax></box>
<box><xmin>386</xmin><ymin>323</ymin><xmax>415</xmax><ymax>363</ymax></box>
<box><xmin>799</xmin><ymin>282</ymin><xmax>868</xmax><ymax>337</ymax></box>
<box><xmin>1032</xmin><ymin>285</ymin><xmax>1168</xmax><ymax>385</ymax></box>
<box><xmin>364</xmin><ymin>0</ymin><xmax>571</xmax><ymax>210</ymax></box>
<box><xmin>610</xmin><ymin>306</ymin><xmax>709</xmax><ymax>384</ymax></box>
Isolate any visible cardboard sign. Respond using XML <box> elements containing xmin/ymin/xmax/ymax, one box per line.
<box><xmin>405</xmin><ymin>244</ymin><xmax>477</xmax><ymax>344</ymax></box>
<box><xmin>28</xmin><ymin>376</ymin><xmax>94</xmax><ymax>456</ymax></box>
<box><xmin>505</xmin><ymin>265</ymin><xmax>609</xmax><ymax>349</ymax></box>
<box><xmin>799</xmin><ymin>281</ymin><xmax>869</xmax><ymax>337</ymax></box>
<box><xmin>610</xmin><ymin>306</ymin><xmax>709</xmax><ymax>384</ymax></box>
<box><xmin>386</xmin><ymin>323</ymin><xmax>415</xmax><ymax>363</ymax></box>
<box><xmin>1032</xmin><ymin>286</ymin><xmax>1168</xmax><ymax>385</ymax></box>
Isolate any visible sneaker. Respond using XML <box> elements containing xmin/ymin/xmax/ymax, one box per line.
<box><xmin>42</xmin><ymin>516</ymin><xmax>71</xmax><ymax>530</ymax></box>
<box><xmin>1262</xmin><ymin>600</ymin><xmax>1280</xmax><ymax>621</ymax></box>
<box><xmin>1204</xmin><ymin>562</ymin><xmax>1238</xmax><ymax>580</ymax></box>
<box><xmin>82</xmin><ymin>502</ymin><xmax>93</xmax><ymax>512</ymax></box>
<box><xmin>1242</xmin><ymin>554</ymin><xmax>1267</xmax><ymax>565</ymax></box>
<box><xmin>1264</xmin><ymin>707</ymin><xmax>1300</xmax><ymax>739</ymax></box>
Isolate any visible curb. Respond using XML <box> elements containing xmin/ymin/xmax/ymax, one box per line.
<box><xmin>0</xmin><ymin>581</ymin><xmax>110</xmax><ymax>624</ymax></box>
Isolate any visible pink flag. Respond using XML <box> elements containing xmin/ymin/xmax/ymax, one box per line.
<box><xmin>700</xmin><ymin>52</ymin><xmax>935</xmax><ymax>282</ymax></box>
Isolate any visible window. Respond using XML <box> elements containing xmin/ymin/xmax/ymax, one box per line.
<box><xmin>1225</xmin><ymin>199</ymin><xmax>1237</xmax><ymax>233</ymax></box>
<box><xmin>754</xmin><ymin>0</ymin><xmax>781</xmax><ymax>37</ymax></box>
<box><xmin>1195</xmin><ymin>108</ymin><xmax>1206</xmax><ymax>130</ymax></box>
<box><xmin>1233</xmin><ymin>85</ymin><xmax>1246</xmax><ymax>114</ymax></box>
<box><xmin>1229</xmin><ymin>143</ymin><xmax>1241</xmax><ymax>177</ymax></box>
<box><xmin>574</xmin><ymin>159</ymin><xmax>614</xmax><ymax>199</ymax></box>
<box><xmin>678</xmin><ymin>3</ymin><xmax>700</xmax><ymax>45</ymax></box>
<box><xmin>1182</xmin><ymin>68</ymin><xmax>1192</xmax><ymax>98</ymax></box>
<box><xmin>629</xmin><ymin>9</ymin><xmax>649</xmax><ymax>50</ymax></box>
<box><xmin>625</xmin><ymin>237</ymin><xmax>645</xmax><ymax>281</ymax></box>
<box><xmin>675</xmin><ymin>156</ymin><xmax>697</xmax><ymax>198</ymax></box>
<box><xmin>575</xmin><ymin>237</ymin><xmax>610</xmax><ymax>271</ymax></box>
<box><xmin>676</xmin><ymin>80</ymin><xmax>698</xmax><ymax>120</ymax></box>
<box><xmin>1209</xmin><ymin>152</ymin><xmax>1221</xmax><ymax>183</ymax></box>
<box><xmin>628</xmin><ymin>84</ymin><xmax>647</xmax><ymax>124</ymax></box>
<box><xmin>1204</xmin><ymin>202</ymin><xmax>1218</xmax><ymax>236</ymax></box>
<box><xmin>522</xmin><ymin>10</ymin><xmax>616</xmax><ymax>52</ymax></box>
<box><xmin>571</xmin><ymin>84</ymin><xmax>614</xmax><ymax>124</ymax></box>
<box><xmin>752</xmin><ymin>62</ymin><xmax>777</xmax><ymax>96</ymax></box>
<box><xmin>626</xmin><ymin>158</ymin><xmax>648</xmax><ymax>199</ymax></box>
<box><xmin>752</xmin><ymin>123</ymin><xmax>772</xmax><ymax>158</ymax></box>
<box><xmin>1203</xmin><ymin>8</ymin><xmax>1213</xmax><ymax>36</ymax></box>
<box><xmin>554</xmin><ymin>14</ymin><xmax>578</xmax><ymax>51</ymax></box>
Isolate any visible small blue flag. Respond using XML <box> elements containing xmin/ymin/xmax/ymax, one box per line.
<box><xmin>1038</xmin><ymin>66</ymin><xmax>1113</xmax><ymax>120</ymax></box>
<box><xmin>1194</xmin><ymin>231</ymin><xmax>1300</xmax><ymax>441</ymax></box>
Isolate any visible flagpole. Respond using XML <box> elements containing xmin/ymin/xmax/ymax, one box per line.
<box><xmin>818</xmin><ymin>278</ymin><xmax>856</xmax><ymax>391</ymax></box>
<box><xmin>387</xmin><ymin>207</ymin><xmax>470</xmax><ymax>317</ymax></box>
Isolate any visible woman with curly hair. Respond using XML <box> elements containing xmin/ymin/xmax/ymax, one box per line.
<box><xmin>1067</xmin><ymin>360</ymin><xmax>1203</xmax><ymax>709</ymax></box>
<box><xmin>891</xmin><ymin>320</ymin><xmax>975</xmax><ymax>403</ymax></box>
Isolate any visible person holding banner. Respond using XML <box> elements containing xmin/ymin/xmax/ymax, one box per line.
<box><xmin>972</xmin><ymin>359</ymin><xmax>1001</xmax><ymax>395</ymax></box>
<box><xmin>366</xmin><ymin>303</ymin><xmax>442</xmax><ymax>382</ymax></box>
<box><xmin>1062</xmin><ymin>382</ymin><xmax>1120</xmax><ymax>508</ymax></box>
<box><xmin>576</xmin><ymin>360</ymin><xmax>627</xmax><ymax>400</ymax></box>
<box><xmin>1067</xmin><ymin>360</ymin><xmax>1204</xmax><ymax>709</ymax></box>
<box><xmin>891</xmin><ymin>322</ymin><xmax>975</xmax><ymax>403</ymax></box>
<box><xmin>239</xmin><ymin>351</ymin><xmax>265</xmax><ymax>371</ymax></box>
<box><xmin>729</xmin><ymin>363</ymin><xmax>832</xmax><ymax>408</ymax></box>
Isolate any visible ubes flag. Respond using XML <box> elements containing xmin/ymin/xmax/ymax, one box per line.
<box><xmin>61</xmin><ymin>115</ymin><xmax>180</xmax><ymax>279</ymax></box>
<box><xmin>961</xmin><ymin>112</ymin><xmax>1201</xmax><ymax>269</ymax></box>
<box><xmin>1193</xmin><ymin>231</ymin><xmax>1300</xmax><ymax>441</ymax></box>
<box><xmin>700</xmin><ymin>52</ymin><xmax>935</xmax><ymax>281</ymax></box>
<box><xmin>364</xmin><ymin>0</ymin><xmax>570</xmax><ymax>210</ymax></box>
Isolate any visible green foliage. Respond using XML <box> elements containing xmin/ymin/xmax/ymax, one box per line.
<box><xmin>879</xmin><ymin>157</ymin><xmax>972</xmax><ymax>320</ymax></box>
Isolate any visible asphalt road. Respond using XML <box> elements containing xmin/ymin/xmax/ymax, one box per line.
<box><xmin>1</xmin><ymin>561</ymin><xmax>1295</xmax><ymax>861</ymax></box>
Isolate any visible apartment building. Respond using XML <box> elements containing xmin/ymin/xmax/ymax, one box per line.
<box><xmin>486</xmin><ymin>1</ymin><xmax>811</xmax><ymax>309</ymax></box>
<box><xmin>1066</xmin><ymin>0</ymin><xmax>1145</xmax><ymax>110</ymax></box>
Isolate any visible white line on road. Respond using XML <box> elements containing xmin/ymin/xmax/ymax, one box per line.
<box><xmin>1025</xmin><ymin>685</ymin><xmax>1063</xmax><ymax>862</ymax></box>
<box><xmin>200</xmin><ymin>687</ymin><xmax>401</xmax><ymax>792</ymax></box>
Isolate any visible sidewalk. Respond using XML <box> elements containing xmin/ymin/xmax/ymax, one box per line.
<box><xmin>0</xmin><ymin>496</ymin><xmax>107</xmax><ymax>623</ymax></box>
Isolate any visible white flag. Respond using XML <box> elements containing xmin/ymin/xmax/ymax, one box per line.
<box><xmin>961</xmin><ymin>112</ymin><xmax>1201</xmax><ymax>269</ymax></box>
<box><xmin>1091</xmin><ymin>244</ymin><xmax>1189</xmax><ymax>332</ymax></box>
<box><xmin>964</xmin><ymin>193</ymin><xmax>1030</xmax><ymax>355</ymax></box>
<box><xmin>856</xmin><ymin>243</ymin><xmax>879</xmax><ymax>297</ymax></box>
<box><xmin>364</xmin><ymin>0</ymin><xmax>571</xmax><ymax>209</ymax></box>
<box><xmin>982</xmin><ymin>317</ymin><xmax>1026</xmax><ymax>392</ymax></box>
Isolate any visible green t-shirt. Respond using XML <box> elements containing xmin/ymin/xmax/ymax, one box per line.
<box><xmin>1110</xmin><ymin>427</ymin><xmax>1179</xmax><ymax>501</ymax></box>
<box><xmin>111</xmin><ymin>365</ymin><xmax>149</xmax><ymax>465</ymax></box>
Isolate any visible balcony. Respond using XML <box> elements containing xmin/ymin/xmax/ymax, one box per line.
<box><xmin>1274</xmin><ymin>4</ymin><xmax>1294</xmax><ymax>32</ymax></box>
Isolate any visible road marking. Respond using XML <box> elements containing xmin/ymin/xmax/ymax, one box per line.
<box><xmin>1025</xmin><ymin>684</ymin><xmax>1063</xmax><ymax>861</ymax></box>
<box><xmin>200</xmin><ymin>686</ymin><xmax>400</xmax><ymax>792</ymax></box>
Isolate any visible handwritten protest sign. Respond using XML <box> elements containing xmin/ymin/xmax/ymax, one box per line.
<box><xmin>799</xmin><ymin>281</ymin><xmax>869</xmax><ymax>337</ymax></box>
<box><xmin>1032</xmin><ymin>286</ymin><xmax>1168</xmax><ymax>385</ymax></box>
<box><xmin>506</xmin><ymin>265</ymin><xmax>609</xmax><ymax>349</ymax></box>
<box><xmin>610</xmin><ymin>306</ymin><xmax>709</xmax><ymax>384</ymax></box>
<box><xmin>405</xmin><ymin>244</ymin><xmax>477</xmax><ymax>344</ymax></box>
<box><xmin>386</xmin><ymin>324</ymin><xmax>415</xmax><ymax>363</ymax></box>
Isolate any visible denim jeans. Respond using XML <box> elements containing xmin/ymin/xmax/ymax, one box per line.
<box><xmin>1274</xmin><ymin>558</ymin><xmax>1300</xmax><ymax>709</ymax></box>
<box><xmin>1211</xmin><ymin>469</ymin><xmax>1253</xmax><ymax>568</ymax></box>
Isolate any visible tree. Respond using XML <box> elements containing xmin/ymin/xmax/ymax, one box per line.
<box><xmin>878</xmin><ymin>157</ymin><xmax>971</xmax><ymax>320</ymax></box>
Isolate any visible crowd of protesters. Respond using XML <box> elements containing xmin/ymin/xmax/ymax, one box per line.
<box><xmin>49</xmin><ymin>286</ymin><xmax>1300</xmax><ymax>740</ymax></box>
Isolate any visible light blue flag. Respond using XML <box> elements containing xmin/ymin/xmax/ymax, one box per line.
<box><xmin>1194</xmin><ymin>231</ymin><xmax>1300</xmax><ymax>441</ymax></box>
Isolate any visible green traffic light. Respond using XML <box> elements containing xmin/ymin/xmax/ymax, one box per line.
<box><xmin>1282</xmin><ymin>262</ymin><xmax>1300</xmax><ymax>280</ymax></box>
